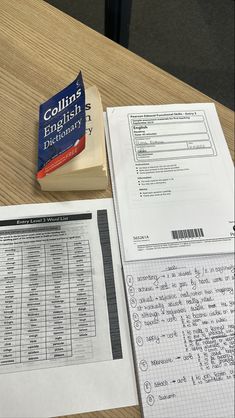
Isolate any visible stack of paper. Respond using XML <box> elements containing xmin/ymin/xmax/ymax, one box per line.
<box><xmin>105</xmin><ymin>103</ymin><xmax>234</xmax><ymax>418</ymax></box>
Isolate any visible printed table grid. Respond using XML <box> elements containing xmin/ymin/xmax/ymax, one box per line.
<box><xmin>128</xmin><ymin>110</ymin><xmax>217</xmax><ymax>162</ymax></box>
<box><xmin>0</xmin><ymin>238</ymin><xmax>96</xmax><ymax>369</ymax></box>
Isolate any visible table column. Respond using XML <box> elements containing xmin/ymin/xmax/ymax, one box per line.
<box><xmin>68</xmin><ymin>240</ymin><xmax>95</xmax><ymax>340</ymax></box>
<box><xmin>0</xmin><ymin>247</ymin><xmax>22</xmax><ymax>367</ymax></box>
<box><xmin>45</xmin><ymin>242</ymin><xmax>72</xmax><ymax>360</ymax></box>
<box><xmin>20</xmin><ymin>244</ymin><xmax>47</xmax><ymax>363</ymax></box>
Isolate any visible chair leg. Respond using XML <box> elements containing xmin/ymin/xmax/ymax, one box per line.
<box><xmin>105</xmin><ymin>0</ymin><xmax>132</xmax><ymax>48</ymax></box>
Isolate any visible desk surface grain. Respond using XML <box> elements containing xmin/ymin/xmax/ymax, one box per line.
<box><xmin>0</xmin><ymin>1</ymin><xmax>234</xmax><ymax>417</ymax></box>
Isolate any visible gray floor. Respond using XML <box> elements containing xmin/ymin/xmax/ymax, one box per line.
<box><xmin>45</xmin><ymin>0</ymin><xmax>234</xmax><ymax>110</ymax></box>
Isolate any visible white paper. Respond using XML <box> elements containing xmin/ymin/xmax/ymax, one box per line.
<box><xmin>0</xmin><ymin>199</ymin><xmax>138</xmax><ymax>418</ymax></box>
<box><xmin>106</xmin><ymin>104</ymin><xmax>234</xmax><ymax>261</ymax></box>
<box><xmin>105</xmin><ymin>110</ymin><xmax>235</xmax><ymax>417</ymax></box>
<box><xmin>123</xmin><ymin>254</ymin><xmax>235</xmax><ymax>418</ymax></box>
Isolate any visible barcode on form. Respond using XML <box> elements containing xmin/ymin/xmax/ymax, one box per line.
<box><xmin>171</xmin><ymin>228</ymin><xmax>204</xmax><ymax>240</ymax></box>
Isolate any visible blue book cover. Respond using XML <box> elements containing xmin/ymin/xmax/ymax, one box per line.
<box><xmin>37</xmin><ymin>72</ymin><xmax>85</xmax><ymax>179</ymax></box>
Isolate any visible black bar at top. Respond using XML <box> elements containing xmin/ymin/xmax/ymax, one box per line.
<box><xmin>97</xmin><ymin>209</ymin><xmax>123</xmax><ymax>360</ymax></box>
<box><xmin>0</xmin><ymin>213</ymin><xmax>92</xmax><ymax>227</ymax></box>
<box><xmin>105</xmin><ymin>0</ymin><xmax>132</xmax><ymax>48</ymax></box>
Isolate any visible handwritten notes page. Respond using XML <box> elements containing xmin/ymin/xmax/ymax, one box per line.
<box><xmin>124</xmin><ymin>254</ymin><xmax>234</xmax><ymax>418</ymax></box>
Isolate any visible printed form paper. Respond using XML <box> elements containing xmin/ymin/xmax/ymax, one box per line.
<box><xmin>123</xmin><ymin>254</ymin><xmax>234</xmax><ymax>418</ymax></box>
<box><xmin>0</xmin><ymin>199</ymin><xmax>137</xmax><ymax>418</ymax></box>
<box><xmin>105</xmin><ymin>110</ymin><xmax>235</xmax><ymax>418</ymax></box>
<box><xmin>106</xmin><ymin>104</ymin><xmax>234</xmax><ymax>261</ymax></box>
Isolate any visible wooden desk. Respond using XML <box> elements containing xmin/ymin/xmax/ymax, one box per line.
<box><xmin>0</xmin><ymin>1</ymin><xmax>234</xmax><ymax>417</ymax></box>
